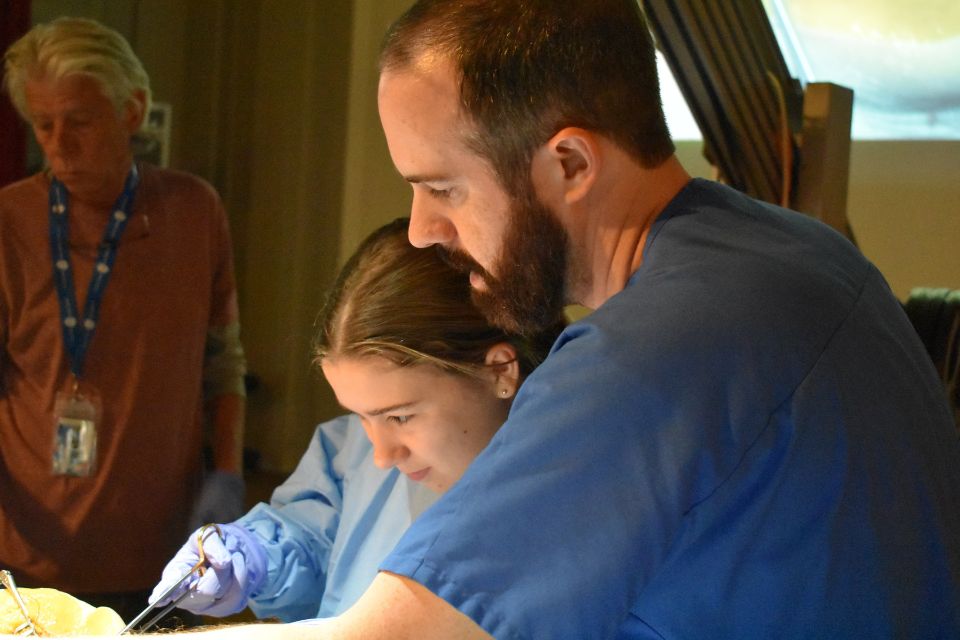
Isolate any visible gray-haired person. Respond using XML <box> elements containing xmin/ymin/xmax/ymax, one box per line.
<box><xmin>1</xmin><ymin>17</ymin><xmax>246</xmax><ymax>622</ymax></box>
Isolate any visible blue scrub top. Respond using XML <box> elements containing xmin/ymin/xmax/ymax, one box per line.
<box><xmin>382</xmin><ymin>179</ymin><xmax>960</xmax><ymax>639</ymax></box>
<box><xmin>238</xmin><ymin>414</ymin><xmax>436</xmax><ymax>621</ymax></box>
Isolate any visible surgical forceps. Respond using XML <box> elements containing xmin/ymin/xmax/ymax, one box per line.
<box><xmin>121</xmin><ymin>523</ymin><xmax>224</xmax><ymax>634</ymax></box>
<box><xmin>0</xmin><ymin>569</ymin><xmax>38</xmax><ymax>637</ymax></box>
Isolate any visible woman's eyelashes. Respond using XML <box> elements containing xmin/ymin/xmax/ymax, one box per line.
<box><xmin>386</xmin><ymin>414</ymin><xmax>412</xmax><ymax>425</ymax></box>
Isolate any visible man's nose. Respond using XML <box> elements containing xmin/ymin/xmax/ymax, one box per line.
<box><xmin>408</xmin><ymin>192</ymin><xmax>457</xmax><ymax>248</ymax></box>
<box><xmin>47</xmin><ymin>122</ymin><xmax>76</xmax><ymax>159</ymax></box>
<box><xmin>368</xmin><ymin>425</ymin><xmax>408</xmax><ymax>470</ymax></box>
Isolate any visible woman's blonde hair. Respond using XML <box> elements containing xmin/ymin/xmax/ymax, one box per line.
<box><xmin>314</xmin><ymin>217</ymin><xmax>563</xmax><ymax>380</ymax></box>
<box><xmin>3</xmin><ymin>16</ymin><xmax>151</xmax><ymax>121</ymax></box>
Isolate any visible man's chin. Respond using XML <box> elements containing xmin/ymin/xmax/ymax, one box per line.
<box><xmin>468</xmin><ymin>288</ymin><xmax>523</xmax><ymax>335</ymax></box>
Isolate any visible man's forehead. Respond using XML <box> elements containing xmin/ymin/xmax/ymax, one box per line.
<box><xmin>380</xmin><ymin>50</ymin><xmax>460</xmax><ymax>105</ymax></box>
<box><xmin>25</xmin><ymin>72</ymin><xmax>108</xmax><ymax>104</ymax></box>
<box><xmin>382</xmin><ymin>46</ymin><xmax>454</xmax><ymax>81</ymax></box>
<box><xmin>378</xmin><ymin>60</ymin><xmax>475</xmax><ymax>167</ymax></box>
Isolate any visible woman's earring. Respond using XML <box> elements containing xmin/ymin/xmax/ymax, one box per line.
<box><xmin>500</xmin><ymin>388</ymin><xmax>509</xmax><ymax>397</ymax></box>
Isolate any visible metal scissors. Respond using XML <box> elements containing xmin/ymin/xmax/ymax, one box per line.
<box><xmin>0</xmin><ymin>569</ymin><xmax>39</xmax><ymax>637</ymax></box>
<box><xmin>121</xmin><ymin>523</ymin><xmax>224</xmax><ymax>634</ymax></box>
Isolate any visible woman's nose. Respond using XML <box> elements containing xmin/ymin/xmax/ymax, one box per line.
<box><xmin>368</xmin><ymin>426</ymin><xmax>408</xmax><ymax>469</ymax></box>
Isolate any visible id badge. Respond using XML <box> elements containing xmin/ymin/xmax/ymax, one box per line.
<box><xmin>52</xmin><ymin>386</ymin><xmax>102</xmax><ymax>477</ymax></box>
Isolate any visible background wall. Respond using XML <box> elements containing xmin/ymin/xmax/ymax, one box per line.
<box><xmin>676</xmin><ymin>139</ymin><xmax>960</xmax><ymax>300</ymax></box>
<box><xmin>847</xmin><ymin>141</ymin><xmax>959</xmax><ymax>299</ymax></box>
<box><xmin>26</xmin><ymin>0</ymin><xmax>960</xmax><ymax>472</ymax></box>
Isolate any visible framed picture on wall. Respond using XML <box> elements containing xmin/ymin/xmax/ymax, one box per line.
<box><xmin>132</xmin><ymin>102</ymin><xmax>172</xmax><ymax>167</ymax></box>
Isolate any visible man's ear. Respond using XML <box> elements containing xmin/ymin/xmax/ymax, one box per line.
<box><xmin>124</xmin><ymin>89</ymin><xmax>147</xmax><ymax>133</ymax></box>
<box><xmin>531</xmin><ymin>127</ymin><xmax>601</xmax><ymax>207</ymax></box>
<box><xmin>484</xmin><ymin>342</ymin><xmax>521</xmax><ymax>400</ymax></box>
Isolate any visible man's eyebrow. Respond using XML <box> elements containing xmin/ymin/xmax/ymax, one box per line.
<box><xmin>32</xmin><ymin>107</ymin><xmax>93</xmax><ymax>121</ymax></box>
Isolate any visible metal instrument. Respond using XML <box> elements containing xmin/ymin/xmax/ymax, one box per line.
<box><xmin>120</xmin><ymin>523</ymin><xmax>224</xmax><ymax>635</ymax></box>
<box><xmin>0</xmin><ymin>569</ymin><xmax>39</xmax><ymax>636</ymax></box>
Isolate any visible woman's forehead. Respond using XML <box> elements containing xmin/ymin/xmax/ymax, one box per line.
<box><xmin>323</xmin><ymin>353</ymin><xmax>442</xmax><ymax>384</ymax></box>
<box><xmin>324</xmin><ymin>355</ymin><xmax>463</xmax><ymax>413</ymax></box>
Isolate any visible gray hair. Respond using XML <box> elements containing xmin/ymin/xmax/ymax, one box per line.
<box><xmin>3</xmin><ymin>16</ymin><xmax>151</xmax><ymax>121</ymax></box>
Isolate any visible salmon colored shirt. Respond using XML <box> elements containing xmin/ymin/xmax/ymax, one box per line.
<box><xmin>0</xmin><ymin>164</ymin><xmax>241</xmax><ymax>593</ymax></box>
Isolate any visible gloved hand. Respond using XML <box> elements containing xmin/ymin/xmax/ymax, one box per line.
<box><xmin>188</xmin><ymin>471</ymin><xmax>245</xmax><ymax>531</ymax></box>
<box><xmin>149</xmin><ymin>523</ymin><xmax>268</xmax><ymax>617</ymax></box>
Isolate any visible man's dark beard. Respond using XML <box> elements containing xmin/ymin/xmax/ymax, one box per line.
<box><xmin>438</xmin><ymin>192</ymin><xmax>568</xmax><ymax>336</ymax></box>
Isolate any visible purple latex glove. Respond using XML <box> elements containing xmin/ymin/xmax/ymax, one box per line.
<box><xmin>188</xmin><ymin>471</ymin><xmax>245</xmax><ymax>531</ymax></box>
<box><xmin>149</xmin><ymin>523</ymin><xmax>267</xmax><ymax>617</ymax></box>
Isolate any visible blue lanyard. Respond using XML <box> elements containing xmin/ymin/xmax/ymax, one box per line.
<box><xmin>49</xmin><ymin>166</ymin><xmax>140</xmax><ymax>378</ymax></box>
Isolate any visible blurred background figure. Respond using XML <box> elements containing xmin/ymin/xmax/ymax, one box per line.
<box><xmin>0</xmin><ymin>16</ymin><xmax>246</xmax><ymax>623</ymax></box>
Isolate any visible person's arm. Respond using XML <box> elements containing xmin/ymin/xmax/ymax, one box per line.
<box><xmin>0</xmin><ymin>287</ymin><xmax>7</xmax><ymax>394</ymax></box>
<box><xmin>152</xmin><ymin>417</ymin><xmax>357</xmax><ymax>621</ymax></box>
<box><xmin>153</xmin><ymin>573</ymin><xmax>492</xmax><ymax>640</ymax></box>
<box><xmin>2</xmin><ymin>576</ymin><xmax>489</xmax><ymax>640</ymax></box>
<box><xmin>204</xmin><ymin>188</ymin><xmax>247</xmax><ymax>475</ymax></box>
<box><xmin>208</xmin><ymin>391</ymin><xmax>245</xmax><ymax>474</ymax></box>
<box><xmin>189</xmin><ymin>323</ymin><xmax>248</xmax><ymax>529</ymax></box>
<box><xmin>241</xmin><ymin>417</ymin><xmax>358</xmax><ymax>621</ymax></box>
<box><xmin>203</xmin><ymin>321</ymin><xmax>247</xmax><ymax>474</ymax></box>
<box><xmin>319</xmin><ymin>572</ymin><xmax>493</xmax><ymax>640</ymax></box>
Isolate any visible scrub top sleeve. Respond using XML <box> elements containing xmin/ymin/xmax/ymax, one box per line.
<box><xmin>242</xmin><ymin>416</ymin><xmax>356</xmax><ymax>621</ymax></box>
<box><xmin>240</xmin><ymin>504</ymin><xmax>333</xmax><ymax>622</ymax></box>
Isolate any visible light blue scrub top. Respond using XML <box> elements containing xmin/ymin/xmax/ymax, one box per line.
<box><xmin>237</xmin><ymin>414</ymin><xmax>436</xmax><ymax>621</ymax></box>
<box><xmin>382</xmin><ymin>179</ymin><xmax>960</xmax><ymax>639</ymax></box>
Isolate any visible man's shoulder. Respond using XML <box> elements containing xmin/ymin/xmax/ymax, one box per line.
<box><xmin>554</xmin><ymin>198</ymin><xmax>872</xmax><ymax>393</ymax></box>
<box><xmin>138</xmin><ymin>163</ymin><xmax>224</xmax><ymax>214</ymax></box>
<box><xmin>658</xmin><ymin>178</ymin><xmax>859</xmax><ymax>264</ymax></box>
<box><xmin>0</xmin><ymin>173</ymin><xmax>47</xmax><ymax>225</ymax></box>
<box><xmin>0</xmin><ymin>173</ymin><xmax>46</xmax><ymax>203</ymax></box>
<box><xmin>636</xmin><ymin>181</ymin><xmax>870</xmax><ymax>323</ymax></box>
<box><xmin>139</xmin><ymin>163</ymin><xmax>221</xmax><ymax>199</ymax></box>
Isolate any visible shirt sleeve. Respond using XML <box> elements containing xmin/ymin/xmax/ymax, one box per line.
<box><xmin>202</xmin><ymin>190</ymin><xmax>246</xmax><ymax>398</ymax></box>
<box><xmin>0</xmin><ymin>231</ymin><xmax>8</xmax><ymax>392</ymax></box>
<box><xmin>0</xmin><ymin>294</ymin><xmax>6</xmax><ymax>393</ymax></box>
<box><xmin>240</xmin><ymin>415</ymin><xmax>355</xmax><ymax>622</ymax></box>
<box><xmin>207</xmin><ymin>190</ymin><xmax>240</xmax><ymax>328</ymax></box>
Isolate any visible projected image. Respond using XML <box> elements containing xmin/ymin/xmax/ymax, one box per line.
<box><xmin>763</xmin><ymin>0</ymin><xmax>960</xmax><ymax>140</ymax></box>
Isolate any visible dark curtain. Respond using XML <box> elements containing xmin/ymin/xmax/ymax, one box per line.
<box><xmin>1</xmin><ymin>0</ymin><xmax>31</xmax><ymax>188</ymax></box>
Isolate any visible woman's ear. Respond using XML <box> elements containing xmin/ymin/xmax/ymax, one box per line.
<box><xmin>485</xmin><ymin>342</ymin><xmax>521</xmax><ymax>400</ymax></box>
